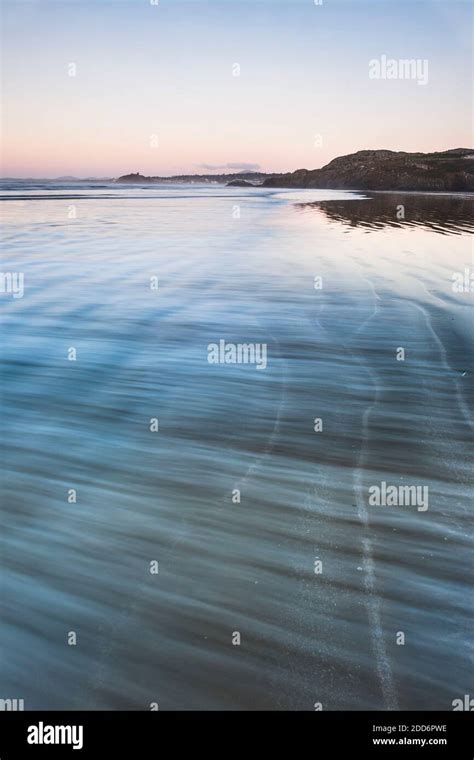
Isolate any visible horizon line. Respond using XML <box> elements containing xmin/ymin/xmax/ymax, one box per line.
<box><xmin>2</xmin><ymin>146</ymin><xmax>473</xmax><ymax>181</ymax></box>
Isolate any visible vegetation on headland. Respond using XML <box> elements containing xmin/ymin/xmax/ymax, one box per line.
<box><xmin>117</xmin><ymin>149</ymin><xmax>474</xmax><ymax>192</ymax></box>
<box><xmin>261</xmin><ymin>149</ymin><xmax>474</xmax><ymax>191</ymax></box>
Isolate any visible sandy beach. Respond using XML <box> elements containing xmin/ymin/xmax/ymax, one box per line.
<box><xmin>1</xmin><ymin>183</ymin><xmax>472</xmax><ymax>709</ymax></box>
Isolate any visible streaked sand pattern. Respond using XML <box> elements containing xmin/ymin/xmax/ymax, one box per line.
<box><xmin>1</xmin><ymin>183</ymin><xmax>472</xmax><ymax>709</ymax></box>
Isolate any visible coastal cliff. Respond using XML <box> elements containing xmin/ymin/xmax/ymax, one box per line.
<box><xmin>262</xmin><ymin>149</ymin><xmax>474</xmax><ymax>191</ymax></box>
<box><xmin>117</xmin><ymin>149</ymin><xmax>474</xmax><ymax>192</ymax></box>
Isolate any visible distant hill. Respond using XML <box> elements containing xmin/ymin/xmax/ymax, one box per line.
<box><xmin>262</xmin><ymin>149</ymin><xmax>474</xmax><ymax>191</ymax></box>
<box><xmin>226</xmin><ymin>179</ymin><xmax>255</xmax><ymax>187</ymax></box>
<box><xmin>116</xmin><ymin>171</ymin><xmax>280</xmax><ymax>184</ymax></box>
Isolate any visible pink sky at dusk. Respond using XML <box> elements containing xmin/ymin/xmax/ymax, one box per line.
<box><xmin>2</xmin><ymin>0</ymin><xmax>472</xmax><ymax>178</ymax></box>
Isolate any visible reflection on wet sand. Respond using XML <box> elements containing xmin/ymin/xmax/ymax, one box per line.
<box><xmin>296</xmin><ymin>192</ymin><xmax>474</xmax><ymax>236</ymax></box>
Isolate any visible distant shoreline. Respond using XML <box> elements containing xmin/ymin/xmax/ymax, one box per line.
<box><xmin>2</xmin><ymin>147</ymin><xmax>474</xmax><ymax>197</ymax></box>
<box><xmin>114</xmin><ymin>148</ymin><xmax>474</xmax><ymax>193</ymax></box>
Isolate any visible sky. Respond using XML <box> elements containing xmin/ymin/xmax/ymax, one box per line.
<box><xmin>1</xmin><ymin>0</ymin><xmax>472</xmax><ymax>178</ymax></box>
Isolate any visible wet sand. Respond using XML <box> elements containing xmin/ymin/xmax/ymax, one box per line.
<box><xmin>0</xmin><ymin>184</ymin><xmax>472</xmax><ymax>709</ymax></box>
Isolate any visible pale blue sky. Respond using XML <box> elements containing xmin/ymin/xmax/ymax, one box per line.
<box><xmin>1</xmin><ymin>0</ymin><xmax>472</xmax><ymax>177</ymax></box>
